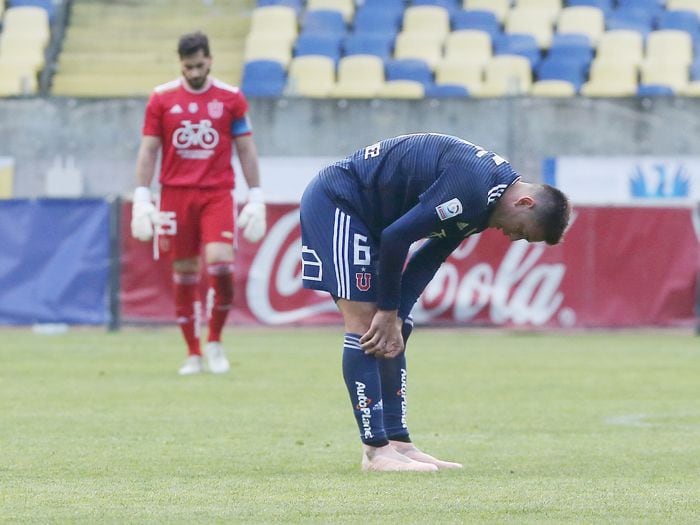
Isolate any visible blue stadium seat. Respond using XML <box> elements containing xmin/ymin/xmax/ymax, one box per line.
<box><xmin>425</xmin><ymin>84</ymin><xmax>470</xmax><ymax>97</ymax></box>
<box><xmin>385</xmin><ymin>58</ymin><xmax>434</xmax><ymax>88</ymax></box>
<box><xmin>547</xmin><ymin>33</ymin><xmax>593</xmax><ymax>72</ymax></box>
<box><xmin>606</xmin><ymin>7</ymin><xmax>655</xmax><ymax>37</ymax></box>
<box><xmin>412</xmin><ymin>0</ymin><xmax>460</xmax><ymax>16</ymax></box>
<box><xmin>536</xmin><ymin>58</ymin><xmax>586</xmax><ymax>91</ymax></box>
<box><xmin>566</xmin><ymin>0</ymin><xmax>613</xmax><ymax>16</ymax></box>
<box><xmin>495</xmin><ymin>33</ymin><xmax>541</xmax><ymax>68</ymax></box>
<box><xmin>657</xmin><ymin>10</ymin><xmax>700</xmax><ymax>45</ymax></box>
<box><xmin>302</xmin><ymin>9</ymin><xmax>347</xmax><ymax>37</ymax></box>
<box><xmin>241</xmin><ymin>60</ymin><xmax>287</xmax><ymax>97</ymax></box>
<box><xmin>352</xmin><ymin>7</ymin><xmax>402</xmax><ymax>38</ymax></box>
<box><xmin>451</xmin><ymin>10</ymin><xmax>502</xmax><ymax>41</ymax></box>
<box><xmin>616</xmin><ymin>0</ymin><xmax>663</xmax><ymax>17</ymax></box>
<box><xmin>256</xmin><ymin>0</ymin><xmax>303</xmax><ymax>14</ymax></box>
<box><xmin>636</xmin><ymin>84</ymin><xmax>676</xmax><ymax>97</ymax></box>
<box><xmin>294</xmin><ymin>33</ymin><xmax>343</xmax><ymax>62</ymax></box>
<box><xmin>343</xmin><ymin>33</ymin><xmax>394</xmax><ymax>61</ymax></box>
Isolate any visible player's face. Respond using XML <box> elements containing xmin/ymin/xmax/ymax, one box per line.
<box><xmin>180</xmin><ymin>50</ymin><xmax>211</xmax><ymax>90</ymax></box>
<box><xmin>494</xmin><ymin>205</ymin><xmax>545</xmax><ymax>243</ymax></box>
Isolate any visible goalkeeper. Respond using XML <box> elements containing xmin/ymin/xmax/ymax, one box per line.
<box><xmin>131</xmin><ymin>31</ymin><xmax>266</xmax><ymax>376</ymax></box>
<box><xmin>300</xmin><ymin>133</ymin><xmax>571</xmax><ymax>472</ymax></box>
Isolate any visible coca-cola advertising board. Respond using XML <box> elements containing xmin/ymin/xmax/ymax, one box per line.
<box><xmin>120</xmin><ymin>204</ymin><xmax>699</xmax><ymax>329</ymax></box>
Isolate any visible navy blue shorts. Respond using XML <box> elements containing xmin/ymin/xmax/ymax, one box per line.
<box><xmin>300</xmin><ymin>172</ymin><xmax>378</xmax><ymax>302</ymax></box>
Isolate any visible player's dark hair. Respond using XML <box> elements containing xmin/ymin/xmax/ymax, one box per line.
<box><xmin>535</xmin><ymin>184</ymin><xmax>571</xmax><ymax>245</ymax></box>
<box><xmin>178</xmin><ymin>31</ymin><xmax>210</xmax><ymax>58</ymax></box>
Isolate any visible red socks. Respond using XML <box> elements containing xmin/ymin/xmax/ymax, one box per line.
<box><xmin>173</xmin><ymin>271</ymin><xmax>202</xmax><ymax>356</ymax></box>
<box><xmin>206</xmin><ymin>263</ymin><xmax>234</xmax><ymax>343</ymax></box>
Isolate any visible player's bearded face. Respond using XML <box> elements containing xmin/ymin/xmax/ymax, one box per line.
<box><xmin>181</xmin><ymin>51</ymin><xmax>211</xmax><ymax>90</ymax></box>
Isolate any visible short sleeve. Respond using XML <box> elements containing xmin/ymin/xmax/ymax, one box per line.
<box><xmin>142</xmin><ymin>92</ymin><xmax>163</xmax><ymax>137</ymax></box>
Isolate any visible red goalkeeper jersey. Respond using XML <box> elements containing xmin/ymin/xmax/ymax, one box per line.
<box><xmin>142</xmin><ymin>77</ymin><xmax>252</xmax><ymax>189</ymax></box>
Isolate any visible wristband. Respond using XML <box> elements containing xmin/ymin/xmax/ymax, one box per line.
<box><xmin>134</xmin><ymin>186</ymin><xmax>152</xmax><ymax>203</ymax></box>
<box><xmin>247</xmin><ymin>187</ymin><xmax>264</xmax><ymax>203</ymax></box>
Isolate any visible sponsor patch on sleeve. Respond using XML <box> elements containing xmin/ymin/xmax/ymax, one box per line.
<box><xmin>435</xmin><ymin>198</ymin><xmax>463</xmax><ymax>220</ymax></box>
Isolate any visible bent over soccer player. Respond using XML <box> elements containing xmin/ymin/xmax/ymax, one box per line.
<box><xmin>131</xmin><ymin>31</ymin><xmax>266</xmax><ymax>375</ymax></box>
<box><xmin>300</xmin><ymin>133</ymin><xmax>571</xmax><ymax>472</ymax></box>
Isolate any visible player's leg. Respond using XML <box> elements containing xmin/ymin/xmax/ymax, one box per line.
<box><xmin>381</xmin><ymin>315</ymin><xmax>462</xmax><ymax>469</ymax></box>
<box><xmin>200</xmin><ymin>189</ymin><xmax>236</xmax><ymax>374</ymax></box>
<box><xmin>159</xmin><ymin>187</ymin><xmax>204</xmax><ymax>375</ymax></box>
<box><xmin>300</xmin><ymin>176</ymin><xmax>435</xmax><ymax>472</ymax></box>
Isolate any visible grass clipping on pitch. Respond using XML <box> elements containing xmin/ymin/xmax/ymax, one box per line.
<box><xmin>1</xmin><ymin>327</ymin><xmax>699</xmax><ymax>523</ymax></box>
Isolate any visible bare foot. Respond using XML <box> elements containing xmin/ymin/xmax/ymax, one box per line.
<box><xmin>361</xmin><ymin>444</ymin><xmax>438</xmax><ymax>472</ymax></box>
<box><xmin>389</xmin><ymin>440</ymin><xmax>463</xmax><ymax>470</ymax></box>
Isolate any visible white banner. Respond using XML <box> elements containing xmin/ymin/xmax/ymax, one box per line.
<box><xmin>543</xmin><ymin>156</ymin><xmax>699</xmax><ymax>205</ymax></box>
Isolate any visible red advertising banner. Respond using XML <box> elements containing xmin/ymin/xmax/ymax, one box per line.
<box><xmin>120</xmin><ymin>204</ymin><xmax>699</xmax><ymax>329</ymax></box>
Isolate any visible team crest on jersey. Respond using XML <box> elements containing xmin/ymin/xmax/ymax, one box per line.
<box><xmin>188</xmin><ymin>102</ymin><xmax>198</xmax><ymax>114</ymax></box>
<box><xmin>207</xmin><ymin>99</ymin><xmax>224</xmax><ymax>119</ymax></box>
<box><xmin>169</xmin><ymin>104</ymin><xmax>183</xmax><ymax>114</ymax></box>
<box><xmin>435</xmin><ymin>198</ymin><xmax>463</xmax><ymax>220</ymax></box>
<box><xmin>356</xmin><ymin>272</ymin><xmax>372</xmax><ymax>291</ymax></box>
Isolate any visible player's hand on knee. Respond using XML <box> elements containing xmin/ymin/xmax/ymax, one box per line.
<box><xmin>130</xmin><ymin>186</ymin><xmax>160</xmax><ymax>241</ymax></box>
<box><xmin>238</xmin><ymin>187</ymin><xmax>266</xmax><ymax>243</ymax></box>
<box><xmin>361</xmin><ymin>310</ymin><xmax>404</xmax><ymax>357</ymax></box>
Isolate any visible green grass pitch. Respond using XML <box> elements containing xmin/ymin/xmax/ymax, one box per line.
<box><xmin>1</xmin><ymin>327</ymin><xmax>699</xmax><ymax>523</ymax></box>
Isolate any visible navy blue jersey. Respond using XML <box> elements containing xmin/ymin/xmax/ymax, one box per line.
<box><xmin>313</xmin><ymin>133</ymin><xmax>520</xmax><ymax>311</ymax></box>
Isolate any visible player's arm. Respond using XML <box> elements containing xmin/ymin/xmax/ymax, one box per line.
<box><xmin>234</xmin><ymin>125</ymin><xmax>266</xmax><ymax>243</ymax></box>
<box><xmin>360</xmin><ymin>202</ymin><xmax>440</xmax><ymax>358</ymax></box>
<box><xmin>398</xmin><ymin>236</ymin><xmax>464</xmax><ymax>319</ymax></box>
<box><xmin>131</xmin><ymin>135</ymin><xmax>162</xmax><ymax>242</ymax></box>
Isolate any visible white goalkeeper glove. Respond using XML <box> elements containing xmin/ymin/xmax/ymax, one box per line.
<box><xmin>130</xmin><ymin>186</ymin><xmax>160</xmax><ymax>242</ymax></box>
<box><xmin>238</xmin><ymin>187</ymin><xmax>266</xmax><ymax>243</ymax></box>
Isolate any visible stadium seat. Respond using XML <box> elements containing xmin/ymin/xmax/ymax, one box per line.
<box><xmin>463</xmin><ymin>0</ymin><xmax>511</xmax><ymax>23</ymax></box>
<box><xmin>393</xmin><ymin>32</ymin><xmax>445</xmax><ymax>69</ymax></box>
<box><xmin>556</xmin><ymin>6</ymin><xmax>605</xmax><ymax>45</ymax></box>
<box><xmin>0</xmin><ymin>60</ymin><xmax>38</xmax><ymax>96</ymax></box>
<box><xmin>451</xmin><ymin>10</ymin><xmax>501</xmax><ymax>41</ymax></box>
<box><xmin>250</xmin><ymin>6</ymin><xmax>298</xmax><ymax>40</ymax></box>
<box><xmin>639</xmin><ymin>61</ymin><xmax>689</xmax><ymax>92</ymax></box>
<box><xmin>7</xmin><ymin>0</ymin><xmax>57</xmax><ymax>24</ymax></box>
<box><xmin>580</xmin><ymin>58</ymin><xmax>638</xmax><ymax>97</ymax></box>
<box><xmin>530</xmin><ymin>79</ymin><xmax>576</xmax><ymax>96</ymax></box>
<box><xmin>241</xmin><ymin>59</ymin><xmax>287</xmax><ymax>97</ymax></box>
<box><xmin>605</xmin><ymin>7</ymin><xmax>655</xmax><ymax>37</ymax></box>
<box><xmin>682</xmin><ymin>80</ymin><xmax>700</xmax><ymax>95</ymax></box>
<box><xmin>402</xmin><ymin>5</ymin><xmax>451</xmax><ymax>37</ymax></box>
<box><xmin>616</xmin><ymin>0</ymin><xmax>664</xmax><ymax>16</ymax></box>
<box><xmin>352</xmin><ymin>7</ymin><xmax>401</xmax><ymax>38</ymax></box>
<box><xmin>514</xmin><ymin>0</ymin><xmax>562</xmax><ymax>23</ymax></box>
<box><xmin>377</xmin><ymin>80</ymin><xmax>426</xmax><ymax>99</ymax></box>
<box><xmin>566</xmin><ymin>0</ymin><xmax>613</xmax><ymax>16</ymax></box>
<box><xmin>343</xmin><ymin>34</ymin><xmax>394</xmax><ymax>61</ymax></box>
<box><xmin>434</xmin><ymin>59</ymin><xmax>484</xmax><ymax>92</ymax></box>
<box><xmin>385</xmin><ymin>58</ymin><xmax>434</xmax><ymax>87</ymax></box>
<box><xmin>443</xmin><ymin>30</ymin><xmax>492</xmax><ymax>65</ymax></box>
<box><xmin>294</xmin><ymin>33</ymin><xmax>343</xmax><ymax>62</ymax></box>
<box><xmin>595</xmin><ymin>30</ymin><xmax>644</xmax><ymax>66</ymax></box>
<box><xmin>256</xmin><ymin>0</ymin><xmax>304</xmax><ymax>15</ymax></box>
<box><xmin>645</xmin><ymin>30</ymin><xmax>694</xmax><ymax>67</ymax></box>
<box><xmin>636</xmin><ymin>84</ymin><xmax>676</xmax><ymax>97</ymax></box>
<box><xmin>668</xmin><ymin>0</ymin><xmax>700</xmax><ymax>17</ymax></box>
<box><xmin>495</xmin><ymin>33</ymin><xmax>541</xmax><ymax>68</ymax></box>
<box><xmin>1</xmin><ymin>6</ymin><xmax>50</xmax><ymax>45</ymax></box>
<box><xmin>330</xmin><ymin>54</ymin><xmax>384</xmax><ymax>98</ymax></box>
<box><xmin>656</xmin><ymin>10</ymin><xmax>700</xmax><ymax>45</ymax></box>
<box><xmin>286</xmin><ymin>55</ymin><xmax>335</xmax><ymax>97</ymax></box>
<box><xmin>306</xmin><ymin>0</ymin><xmax>355</xmax><ymax>22</ymax></box>
<box><xmin>413</xmin><ymin>0</ymin><xmax>461</xmax><ymax>15</ymax></box>
<box><xmin>547</xmin><ymin>33</ymin><xmax>594</xmax><ymax>72</ymax></box>
<box><xmin>358</xmin><ymin>0</ymin><xmax>405</xmax><ymax>20</ymax></box>
<box><xmin>244</xmin><ymin>33</ymin><xmax>294</xmax><ymax>67</ymax></box>
<box><xmin>505</xmin><ymin>7</ymin><xmax>555</xmax><ymax>48</ymax></box>
<box><xmin>424</xmin><ymin>83</ymin><xmax>470</xmax><ymax>97</ymax></box>
<box><xmin>536</xmin><ymin>57</ymin><xmax>585</xmax><ymax>90</ymax></box>
<box><xmin>301</xmin><ymin>9</ymin><xmax>347</xmax><ymax>37</ymax></box>
<box><xmin>480</xmin><ymin>55</ymin><xmax>532</xmax><ymax>96</ymax></box>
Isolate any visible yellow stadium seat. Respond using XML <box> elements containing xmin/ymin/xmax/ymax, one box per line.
<box><xmin>514</xmin><ymin>0</ymin><xmax>562</xmax><ymax>22</ymax></box>
<box><xmin>435</xmin><ymin>60</ymin><xmax>484</xmax><ymax>92</ymax></box>
<box><xmin>505</xmin><ymin>7</ymin><xmax>555</xmax><ymax>48</ymax></box>
<box><xmin>378</xmin><ymin>80</ymin><xmax>425</xmax><ymax>99</ymax></box>
<box><xmin>330</xmin><ymin>55</ymin><xmax>384</xmax><ymax>98</ymax></box>
<box><xmin>667</xmin><ymin>0</ymin><xmax>700</xmax><ymax>17</ymax></box>
<box><xmin>306</xmin><ymin>0</ymin><xmax>355</xmax><ymax>22</ymax></box>
<box><xmin>581</xmin><ymin>59</ymin><xmax>637</xmax><ymax>97</ymax></box>
<box><xmin>403</xmin><ymin>5</ymin><xmax>451</xmax><ymax>37</ymax></box>
<box><xmin>530</xmin><ymin>79</ymin><xmax>576</xmax><ymax>97</ymax></box>
<box><xmin>249</xmin><ymin>6</ymin><xmax>298</xmax><ymax>40</ymax></box>
<box><xmin>0</xmin><ymin>62</ymin><xmax>38</xmax><ymax>96</ymax></box>
<box><xmin>556</xmin><ymin>6</ymin><xmax>605</xmax><ymax>45</ymax></box>
<box><xmin>480</xmin><ymin>55</ymin><xmax>532</xmax><ymax>96</ymax></box>
<box><xmin>394</xmin><ymin>32</ymin><xmax>445</xmax><ymax>69</ymax></box>
<box><xmin>243</xmin><ymin>34</ymin><xmax>294</xmax><ymax>68</ymax></box>
<box><xmin>580</xmin><ymin>79</ymin><xmax>637</xmax><ymax>97</ymax></box>
<box><xmin>645</xmin><ymin>30</ymin><xmax>693</xmax><ymax>67</ymax></box>
<box><xmin>640</xmin><ymin>61</ymin><xmax>689</xmax><ymax>92</ymax></box>
<box><xmin>0</xmin><ymin>44</ymin><xmax>46</xmax><ymax>72</ymax></box>
<box><xmin>443</xmin><ymin>30</ymin><xmax>492</xmax><ymax>65</ymax></box>
<box><xmin>596</xmin><ymin>30</ymin><xmax>644</xmax><ymax>65</ymax></box>
<box><xmin>682</xmin><ymin>81</ymin><xmax>700</xmax><ymax>96</ymax></box>
<box><xmin>286</xmin><ymin>55</ymin><xmax>335</xmax><ymax>97</ymax></box>
<box><xmin>463</xmin><ymin>0</ymin><xmax>511</xmax><ymax>23</ymax></box>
